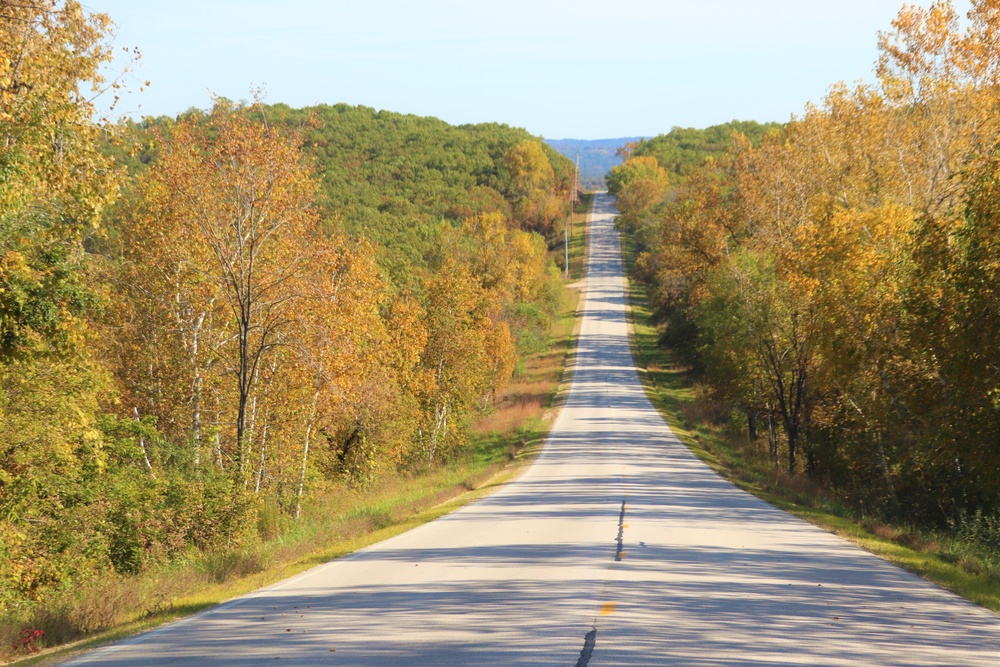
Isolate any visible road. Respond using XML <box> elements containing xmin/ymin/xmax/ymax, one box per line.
<box><xmin>66</xmin><ymin>193</ymin><xmax>1000</xmax><ymax>666</ymax></box>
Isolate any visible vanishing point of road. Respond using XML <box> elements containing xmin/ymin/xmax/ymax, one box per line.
<box><xmin>66</xmin><ymin>193</ymin><xmax>1000</xmax><ymax>666</ymax></box>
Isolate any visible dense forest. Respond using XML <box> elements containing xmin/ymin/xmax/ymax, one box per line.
<box><xmin>609</xmin><ymin>0</ymin><xmax>1000</xmax><ymax>536</ymax></box>
<box><xmin>623</xmin><ymin>121</ymin><xmax>782</xmax><ymax>185</ymax></box>
<box><xmin>0</xmin><ymin>0</ymin><xmax>575</xmax><ymax>632</ymax></box>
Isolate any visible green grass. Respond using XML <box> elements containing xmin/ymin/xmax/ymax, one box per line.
<box><xmin>555</xmin><ymin>192</ymin><xmax>592</xmax><ymax>282</ymax></box>
<box><xmin>5</xmin><ymin>202</ymin><xmax>593</xmax><ymax>666</ymax></box>
<box><xmin>570</xmin><ymin>193</ymin><xmax>593</xmax><ymax>281</ymax></box>
<box><xmin>618</xmin><ymin>228</ymin><xmax>1000</xmax><ymax>614</ymax></box>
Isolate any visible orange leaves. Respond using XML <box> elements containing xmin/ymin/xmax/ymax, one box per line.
<box><xmin>113</xmin><ymin>101</ymin><xmax>404</xmax><ymax>488</ymax></box>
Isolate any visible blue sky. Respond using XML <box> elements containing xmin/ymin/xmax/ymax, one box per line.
<box><xmin>85</xmin><ymin>1</ymin><xmax>969</xmax><ymax>140</ymax></box>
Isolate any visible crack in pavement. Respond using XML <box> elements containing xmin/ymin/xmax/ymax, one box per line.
<box><xmin>573</xmin><ymin>627</ymin><xmax>597</xmax><ymax>667</ymax></box>
<box><xmin>615</xmin><ymin>498</ymin><xmax>626</xmax><ymax>562</ymax></box>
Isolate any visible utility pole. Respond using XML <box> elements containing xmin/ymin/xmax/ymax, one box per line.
<box><xmin>565</xmin><ymin>214</ymin><xmax>569</xmax><ymax>278</ymax></box>
<box><xmin>575</xmin><ymin>153</ymin><xmax>580</xmax><ymax>203</ymax></box>
<box><xmin>565</xmin><ymin>153</ymin><xmax>580</xmax><ymax>279</ymax></box>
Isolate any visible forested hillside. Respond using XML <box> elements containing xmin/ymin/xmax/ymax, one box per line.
<box><xmin>625</xmin><ymin>121</ymin><xmax>782</xmax><ymax>184</ymax></box>
<box><xmin>116</xmin><ymin>105</ymin><xmax>574</xmax><ymax>288</ymax></box>
<box><xmin>0</xmin><ymin>0</ymin><xmax>575</xmax><ymax>644</ymax></box>
<box><xmin>609</xmin><ymin>0</ymin><xmax>1000</xmax><ymax>539</ymax></box>
<box><xmin>546</xmin><ymin>137</ymin><xmax>642</xmax><ymax>189</ymax></box>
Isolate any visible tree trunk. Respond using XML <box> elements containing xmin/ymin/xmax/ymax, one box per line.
<box><xmin>295</xmin><ymin>387</ymin><xmax>321</xmax><ymax>520</ymax></box>
<box><xmin>133</xmin><ymin>407</ymin><xmax>156</xmax><ymax>478</ymax></box>
<box><xmin>767</xmin><ymin>406</ymin><xmax>778</xmax><ymax>464</ymax></box>
<box><xmin>192</xmin><ymin>333</ymin><xmax>203</xmax><ymax>468</ymax></box>
<box><xmin>255</xmin><ymin>410</ymin><xmax>269</xmax><ymax>494</ymax></box>
<box><xmin>428</xmin><ymin>402</ymin><xmax>448</xmax><ymax>464</ymax></box>
<box><xmin>255</xmin><ymin>364</ymin><xmax>275</xmax><ymax>494</ymax></box>
<box><xmin>787</xmin><ymin>427</ymin><xmax>797</xmax><ymax>475</ymax></box>
<box><xmin>188</xmin><ymin>308</ymin><xmax>209</xmax><ymax>470</ymax></box>
<box><xmin>236</xmin><ymin>311</ymin><xmax>251</xmax><ymax>481</ymax></box>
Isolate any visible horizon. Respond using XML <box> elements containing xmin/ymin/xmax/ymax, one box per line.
<box><xmin>86</xmin><ymin>0</ymin><xmax>972</xmax><ymax>140</ymax></box>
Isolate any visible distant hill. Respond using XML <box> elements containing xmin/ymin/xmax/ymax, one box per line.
<box><xmin>631</xmin><ymin>121</ymin><xmax>783</xmax><ymax>185</ymax></box>
<box><xmin>546</xmin><ymin>137</ymin><xmax>644</xmax><ymax>190</ymax></box>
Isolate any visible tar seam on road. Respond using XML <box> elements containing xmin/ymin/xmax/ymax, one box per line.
<box><xmin>574</xmin><ymin>627</ymin><xmax>597</xmax><ymax>667</ymax></box>
<box><xmin>615</xmin><ymin>498</ymin><xmax>626</xmax><ymax>562</ymax></box>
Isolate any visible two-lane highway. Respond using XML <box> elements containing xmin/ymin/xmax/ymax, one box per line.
<box><xmin>67</xmin><ymin>193</ymin><xmax>1000</xmax><ymax>666</ymax></box>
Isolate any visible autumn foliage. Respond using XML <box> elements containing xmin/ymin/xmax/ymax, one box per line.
<box><xmin>614</xmin><ymin>0</ymin><xmax>1000</xmax><ymax>528</ymax></box>
<box><xmin>0</xmin><ymin>2</ymin><xmax>574</xmax><ymax>623</ymax></box>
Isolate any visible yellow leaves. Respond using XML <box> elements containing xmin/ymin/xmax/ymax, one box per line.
<box><xmin>606</xmin><ymin>156</ymin><xmax>670</xmax><ymax>226</ymax></box>
<box><xmin>114</xmin><ymin>100</ymin><xmax>332</xmax><ymax>479</ymax></box>
<box><xmin>638</xmin><ymin>1</ymin><xmax>1000</xmax><ymax>486</ymax></box>
<box><xmin>422</xmin><ymin>260</ymin><xmax>492</xmax><ymax>394</ymax></box>
<box><xmin>450</xmin><ymin>211</ymin><xmax>549</xmax><ymax>305</ymax></box>
<box><xmin>295</xmin><ymin>236</ymin><xmax>386</xmax><ymax>402</ymax></box>
<box><xmin>878</xmin><ymin>0</ymin><xmax>961</xmax><ymax>91</ymax></box>
<box><xmin>786</xmin><ymin>206</ymin><xmax>918</xmax><ymax>331</ymax></box>
<box><xmin>501</xmin><ymin>140</ymin><xmax>567</xmax><ymax>237</ymax></box>
<box><xmin>503</xmin><ymin>140</ymin><xmax>555</xmax><ymax>197</ymax></box>
<box><xmin>384</xmin><ymin>295</ymin><xmax>428</xmax><ymax>389</ymax></box>
<box><xmin>0</xmin><ymin>0</ymin><xmax>122</xmax><ymax>230</ymax></box>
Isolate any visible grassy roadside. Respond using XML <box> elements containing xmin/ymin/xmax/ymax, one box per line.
<box><xmin>553</xmin><ymin>192</ymin><xmax>591</xmax><ymax>281</ymax></box>
<box><xmin>568</xmin><ymin>193</ymin><xmax>593</xmax><ymax>281</ymax></box>
<box><xmin>617</xmin><ymin>229</ymin><xmax>1000</xmax><ymax>614</ymax></box>
<box><xmin>7</xmin><ymin>202</ymin><xmax>594</xmax><ymax>666</ymax></box>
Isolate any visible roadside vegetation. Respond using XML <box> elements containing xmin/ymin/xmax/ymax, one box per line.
<box><xmin>0</xmin><ymin>2</ymin><xmax>590</xmax><ymax>660</ymax></box>
<box><xmin>622</xmin><ymin>234</ymin><xmax>1000</xmax><ymax>613</ymax></box>
<box><xmin>612</xmin><ymin>0</ymin><xmax>1000</xmax><ymax>612</ymax></box>
<box><xmin>5</xmin><ymin>272</ymin><xmax>585</xmax><ymax>666</ymax></box>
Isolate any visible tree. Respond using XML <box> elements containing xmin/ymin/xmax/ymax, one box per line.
<box><xmin>122</xmin><ymin>100</ymin><xmax>319</xmax><ymax>482</ymax></box>
<box><xmin>502</xmin><ymin>140</ymin><xmax>568</xmax><ymax>240</ymax></box>
<box><xmin>1</xmin><ymin>0</ymin><xmax>122</xmax><ymax>360</ymax></box>
<box><xmin>699</xmin><ymin>252</ymin><xmax>817</xmax><ymax>475</ymax></box>
<box><xmin>418</xmin><ymin>260</ymin><xmax>504</xmax><ymax>463</ymax></box>
<box><xmin>290</xmin><ymin>235</ymin><xmax>387</xmax><ymax>512</ymax></box>
<box><xmin>625</xmin><ymin>0</ymin><xmax>1000</xmax><ymax>521</ymax></box>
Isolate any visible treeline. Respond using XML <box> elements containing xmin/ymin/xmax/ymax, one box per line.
<box><xmin>116</xmin><ymin>104</ymin><xmax>575</xmax><ymax>286</ymax></box>
<box><xmin>622</xmin><ymin>121</ymin><xmax>781</xmax><ymax>185</ymax></box>
<box><xmin>0</xmin><ymin>2</ymin><xmax>573</xmax><ymax>615</ymax></box>
<box><xmin>610</xmin><ymin>0</ymin><xmax>1000</xmax><ymax>530</ymax></box>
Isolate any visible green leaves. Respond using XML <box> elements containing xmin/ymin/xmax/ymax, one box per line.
<box><xmin>618</xmin><ymin>0</ymin><xmax>1000</xmax><ymax>525</ymax></box>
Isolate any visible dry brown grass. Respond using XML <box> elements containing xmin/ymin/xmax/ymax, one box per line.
<box><xmin>472</xmin><ymin>283</ymin><xmax>579</xmax><ymax>441</ymax></box>
<box><xmin>474</xmin><ymin>396</ymin><xmax>545</xmax><ymax>435</ymax></box>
